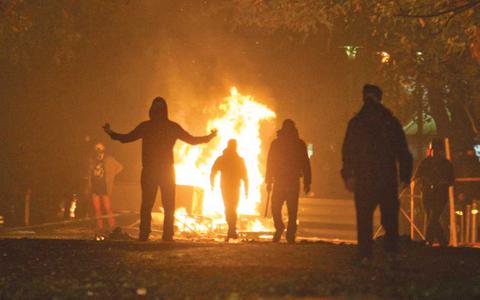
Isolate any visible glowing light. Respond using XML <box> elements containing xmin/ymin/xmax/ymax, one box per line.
<box><xmin>343</xmin><ymin>45</ymin><xmax>361</xmax><ymax>60</ymax></box>
<box><xmin>173</xmin><ymin>87</ymin><xmax>276</xmax><ymax>234</ymax></box>
<box><xmin>377</xmin><ymin>51</ymin><xmax>390</xmax><ymax>63</ymax></box>
<box><xmin>456</xmin><ymin>211</ymin><xmax>464</xmax><ymax>216</ymax></box>
<box><xmin>472</xmin><ymin>209</ymin><xmax>479</xmax><ymax>215</ymax></box>
<box><xmin>416</xmin><ymin>51</ymin><xmax>424</xmax><ymax>63</ymax></box>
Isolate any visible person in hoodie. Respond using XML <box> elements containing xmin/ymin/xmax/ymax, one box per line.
<box><xmin>103</xmin><ymin>97</ymin><xmax>217</xmax><ymax>241</ymax></box>
<box><xmin>210</xmin><ymin>139</ymin><xmax>249</xmax><ymax>241</ymax></box>
<box><xmin>341</xmin><ymin>84</ymin><xmax>413</xmax><ymax>262</ymax></box>
<box><xmin>265</xmin><ymin>119</ymin><xmax>311</xmax><ymax>243</ymax></box>
<box><xmin>414</xmin><ymin>139</ymin><xmax>454</xmax><ymax>246</ymax></box>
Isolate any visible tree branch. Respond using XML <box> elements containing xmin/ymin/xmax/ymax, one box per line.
<box><xmin>396</xmin><ymin>0</ymin><xmax>480</xmax><ymax>18</ymax></box>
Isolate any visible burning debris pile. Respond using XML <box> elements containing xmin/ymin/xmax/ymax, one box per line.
<box><xmin>171</xmin><ymin>87</ymin><xmax>276</xmax><ymax>239</ymax></box>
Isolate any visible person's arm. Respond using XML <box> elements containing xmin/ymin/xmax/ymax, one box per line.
<box><xmin>210</xmin><ymin>157</ymin><xmax>220</xmax><ymax>190</ymax></box>
<box><xmin>103</xmin><ymin>122</ymin><xmax>144</xmax><ymax>143</ymax></box>
<box><xmin>300</xmin><ymin>141</ymin><xmax>312</xmax><ymax>194</ymax></box>
<box><xmin>265</xmin><ymin>141</ymin><xmax>276</xmax><ymax>192</ymax></box>
<box><xmin>392</xmin><ymin>118</ymin><xmax>413</xmax><ymax>184</ymax></box>
<box><xmin>176</xmin><ymin>123</ymin><xmax>217</xmax><ymax>145</ymax></box>
<box><xmin>341</xmin><ymin>120</ymin><xmax>356</xmax><ymax>191</ymax></box>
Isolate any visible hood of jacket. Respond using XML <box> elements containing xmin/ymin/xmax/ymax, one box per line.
<box><xmin>149</xmin><ymin>97</ymin><xmax>168</xmax><ymax>121</ymax></box>
<box><xmin>277</xmin><ymin>119</ymin><xmax>299</xmax><ymax>140</ymax></box>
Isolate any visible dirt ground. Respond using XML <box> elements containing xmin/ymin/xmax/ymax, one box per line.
<box><xmin>1</xmin><ymin>237</ymin><xmax>480</xmax><ymax>299</ymax></box>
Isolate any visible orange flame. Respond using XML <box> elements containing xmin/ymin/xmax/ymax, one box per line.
<box><xmin>174</xmin><ymin>87</ymin><xmax>275</xmax><ymax>231</ymax></box>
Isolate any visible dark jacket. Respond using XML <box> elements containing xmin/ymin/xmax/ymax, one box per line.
<box><xmin>109</xmin><ymin>99</ymin><xmax>211</xmax><ymax>168</ymax></box>
<box><xmin>341</xmin><ymin>101</ymin><xmax>413</xmax><ymax>190</ymax></box>
<box><xmin>210</xmin><ymin>148</ymin><xmax>248</xmax><ymax>189</ymax></box>
<box><xmin>265</xmin><ymin>127</ymin><xmax>311</xmax><ymax>186</ymax></box>
<box><xmin>415</xmin><ymin>156</ymin><xmax>454</xmax><ymax>204</ymax></box>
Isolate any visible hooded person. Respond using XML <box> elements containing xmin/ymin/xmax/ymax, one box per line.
<box><xmin>341</xmin><ymin>84</ymin><xmax>413</xmax><ymax>262</ymax></box>
<box><xmin>210</xmin><ymin>139</ymin><xmax>249</xmax><ymax>241</ymax></box>
<box><xmin>414</xmin><ymin>139</ymin><xmax>454</xmax><ymax>246</ymax></box>
<box><xmin>104</xmin><ymin>97</ymin><xmax>217</xmax><ymax>241</ymax></box>
<box><xmin>265</xmin><ymin>119</ymin><xmax>311</xmax><ymax>243</ymax></box>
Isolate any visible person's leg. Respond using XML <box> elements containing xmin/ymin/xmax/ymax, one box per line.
<box><xmin>425</xmin><ymin>205</ymin><xmax>434</xmax><ymax>243</ymax></box>
<box><xmin>160</xmin><ymin>167</ymin><xmax>176</xmax><ymax>241</ymax></box>
<box><xmin>379</xmin><ymin>190</ymin><xmax>399</xmax><ymax>254</ymax></box>
<box><xmin>271</xmin><ymin>186</ymin><xmax>285</xmax><ymax>242</ymax></box>
<box><xmin>139</xmin><ymin>168</ymin><xmax>158</xmax><ymax>241</ymax></box>
<box><xmin>354</xmin><ymin>190</ymin><xmax>376</xmax><ymax>259</ymax></box>
<box><xmin>92</xmin><ymin>194</ymin><xmax>104</xmax><ymax>230</ymax></box>
<box><xmin>430</xmin><ymin>199</ymin><xmax>448</xmax><ymax>246</ymax></box>
<box><xmin>101</xmin><ymin>195</ymin><xmax>115</xmax><ymax>230</ymax></box>
<box><xmin>285</xmin><ymin>183</ymin><xmax>300</xmax><ymax>243</ymax></box>
<box><xmin>222</xmin><ymin>186</ymin><xmax>239</xmax><ymax>238</ymax></box>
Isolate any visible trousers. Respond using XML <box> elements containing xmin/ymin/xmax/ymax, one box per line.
<box><xmin>271</xmin><ymin>181</ymin><xmax>300</xmax><ymax>240</ymax></box>
<box><xmin>354</xmin><ymin>186</ymin><xmax>399</xmax><ymax>258</ymax></box>
<box><xmin>424</xmin><ymin>196</ymin><xmax>448</xmax><ymax>246</ymax></box>
<box><xmin>140</xmin><ymin>166</ymin><xmax>175</xmax><ymax>240</ymax></box>
<box><xmin>221</xmin><ymin>184</ymin><xmax>240</xmax><ymax>235</ymax></box>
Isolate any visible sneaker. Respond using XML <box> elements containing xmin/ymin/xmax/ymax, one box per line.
<box><xmin>139</xmin><ymin>232</ymin><xmax>149</xmax><ymax>242</ymax></box>
<box><xmin>273</xmin><ymin>229</ymin><xmax>284</xmax><ymax>242</ymax></box>
<box><xmin>286</xmin><ymin>233</ymin><xmax>296</xmax><ymax>244</ymax></box>
<box><xmin>162</xmin><ymin>236</ymin><xmax>174</xmax><ymax>242</ymax></box>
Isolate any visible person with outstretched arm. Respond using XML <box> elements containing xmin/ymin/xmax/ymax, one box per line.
<box><xmin>104</xmin><ymin>97</ymin><xmax>217</xmax><ymax>241</ymax></box>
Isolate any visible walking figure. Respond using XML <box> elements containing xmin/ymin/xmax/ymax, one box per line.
<box><xmin>265</xmin><ymin>119</ymin><xmax>311</xmax><ymax>243</ymax></box>
<box><xmin>341</xmin><ymin>84</ymin><xmax>412</xmax><ymax>262</ymax></box>
<box><xmin>104</xmin><ymin>97</ymin><xmax>217</xmax><ymax>241</ymax></box>
<box><xmin>414</xmin><ymin>139</ymin><xmax>454</xmax><ymax>246</ymax></box>
<box><xmin>89</xmin><ymin>142</ymin><xmax>123</xmax><ymax>233</ymax></box>
<box><xmin>210</xmin><ymin>139</ymin><xmax>248</xmax><ymax>241</ymax></box>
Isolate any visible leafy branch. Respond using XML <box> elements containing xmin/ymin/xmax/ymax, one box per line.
<box><xmin>396</xmin><ymin>0</ymin><xmax>480</xmax><ymax>18</ymax></box>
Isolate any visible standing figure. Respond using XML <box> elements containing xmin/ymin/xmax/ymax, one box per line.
<box><xmin>89</xmin><ymin>142</ymin><xmax>123</xmax><ymax>233</ymax></box>
<box><xmin>210</xmin><ymin>139</ymin><xmax>249</xmax><ymax>241</ymax></box>
<box><xmin>265</xmin><ymin>119</ymin><xmax>311</xmax><ymax>243</ymax></box>
<box><xmin>341</xmin><ymin>84</ymin><xmax>413</xmax><ymax>262</ymax></box>
<box><xmin>415</xmin><ymin>139</ymin><xmax>454</xmax><ymax>246</ymax></box>
<box><xmin>456</xmin><ymin>149</ymin><xmax>480</xmax><ymax>209</ymax></box>
<box><xmin>104</xmin><ymin>97</ymin><xmax>216</xmax><ymax>241</ymax></box>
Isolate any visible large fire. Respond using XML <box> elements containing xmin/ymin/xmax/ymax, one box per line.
<box><xmin>173</xmin><ymin>87</ymin><xmax>276</xmax><ymax>236</ymax></box>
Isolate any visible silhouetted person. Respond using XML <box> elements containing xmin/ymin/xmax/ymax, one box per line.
<box><xmin>210</xmin><ymin>139</ymin><xmax>248</xmax><ymax>241</ymax></box>
<box><xmin>341</xmin><ymin>84</ymin><xmax>413</xmax><ymax>261</ymax></box>
<box><xmin>104</xmin><ymin>97</ymin><xmax>216</xmax><ymax>241</ymax></box>
<box><xmin>415</xmin><ymin>140</ymin><xmax>454</xmax><ymax>246</ymax></box>
<box><xmin>266</xmin><ymin>119</ymin><xmax>311</xmax><ymax>243</ymax></box>
<box><xmin>89</xmin><ymin>142</ymin><xmax>123</xmax><ymax>233</ymax></box>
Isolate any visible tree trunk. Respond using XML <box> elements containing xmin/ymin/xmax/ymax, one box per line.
<box><xmin>427</xmin><ymin>83</ymin><xmax>450</xmax><ymax>138</ymax></box>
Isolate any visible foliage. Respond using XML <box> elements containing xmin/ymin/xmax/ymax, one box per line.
<box><xmin>0</xmin><ymin>0</ymin><xmax>130</xmax><ymax>69</ymax></box>
<box><xmin>221</xmin><ymin>0</ymin><xmax>480</xmax><ymax>147</ymax></box>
